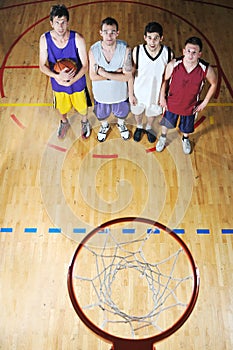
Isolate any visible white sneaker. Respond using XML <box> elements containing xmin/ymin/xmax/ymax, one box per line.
<box><xmin>156</xmin><ymin>136</ymin><xmax>166</xmax><ymax>152</ymax></box>
<box><xmin>117</xmin><ymin>123</ymin><xmax>130</xmax><ymax>140</ymax></box>
<box><xmin>182</xmin><ymin>138</ymin><xmax>191</xmax><ymax>154</ymax></box>
<box><xmin>97</xmin><ymin>123</ymin><xmax>110</xmax><ymax>142</ymax></box>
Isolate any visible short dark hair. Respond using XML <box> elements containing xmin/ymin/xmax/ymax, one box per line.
<box><xmin>185</xmin><ymin>37</ymin><xmax>203</xmax><ymax>51</ymax></box>
<box><xmin>50</xmin><ymin>4</ymin><xmax>69</xmax><ymax>22</ymax></box>
<box><xmin>144</xmin><ymin>22</ymin><xmax>163</xmax><ymax>37</ymax></box>
<box><xmin>101</xmin><ymin>17</ymin><xmax>119</xmax><ymax>31</ymax></box>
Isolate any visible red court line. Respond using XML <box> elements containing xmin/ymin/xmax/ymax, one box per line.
<box><xmin>10</xmin><ymin>114</ymin><xmax>26</xmax><ymax>129</ymax></box>
<box><xmin>47</xmin><ymin>143</ymin><xmax>67</xmax><ymax>153</ymax></box>
<box><xmin>4</xmin><ymin>66</ymin><xmax>39</xmax><ymax>69</ymax></box>
<box><xmin>146</xmin><ymin>147</ymin><xmax>156</xmax><ymax>153</ymax></box>
<box><xmin>0</xmin><ymin>16</ymin><xmax>48</xmax><ymax>97</ymax></box>
<box><xmin>93</xmin><ymin>154</ymin><xmax>118</xmax><ymax>159</ymax></box>
<box><xmin>184</xmin><ymin>0</ymin><xmax>233</xmax><ymax>10</ymax></box>
<box><xmin>194</xmin><ymin>116</ymin><xmax>206</xmax><ymax>129</ymax></box>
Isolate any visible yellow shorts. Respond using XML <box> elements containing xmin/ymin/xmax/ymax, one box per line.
<box><xmin>53</xmin><ymin>90</ymin><xmax>88</xmax><ymax>115</ymax></box>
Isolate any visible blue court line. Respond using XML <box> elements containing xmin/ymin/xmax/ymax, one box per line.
<box><xmin>173</xmin><ymin>229</ymin><xmax>185</xmax><ymax>234</ymax></box>
<box><xmin>73</xmin><ymin>228</ymin><xmax>86</xmax><ymax>234</ymax></box>
<box><xmin>48</xmin><ymin>228</ymin><xmax>61</xmax><ymax>234</ymax></box>
<box><xmin>0</xmin><ymin>228</ymin><xmax>13</xmax><ymax>232</ymax></box>
<box><xmin>122</xmin><ymin>228</ymin><xmax>135</xmax><ymax>234</ymax></box>
<box><xmin>147</xmin><ymin>228</ymin><xmax>160</xmax><ymax>234</ymax></box>
<box><xmin>98</xmin><ymin>228</ymin><xmax>110</xmax><ymax>234</ymax></box>
<box><xmin>222</xmin><ymin>229</ymin><xmax>233</xmax><ymax>234</ymax></box>
<box><xmin>1</xmin><ymin>228</ymin><xmax>233</xmax><ymax>235</ymax></box>
<box><xmin>24</xmin><ymin>228</ymin><xmax>37</xmax><ymax>233</ymax></box>
<box><xmin>197</xmin><ymin>229</ymin><xmax>210</xmax><ymax>234</ymax></box>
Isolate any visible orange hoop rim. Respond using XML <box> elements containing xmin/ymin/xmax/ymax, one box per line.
<box><xmin>67</xmin><ymin>217</ymin><xmax>200</xmax><ymax>348</ymax></box>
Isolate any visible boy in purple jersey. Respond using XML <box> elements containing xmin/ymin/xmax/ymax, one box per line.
<box><xmin>39</xmin><ymin>4</ymin><xmax>91</xmax><ymax>139</ymax></box>
<box><xmin>156</xmin><ymin>37</ymin><xmax>217</xmax><ymax>154</ymax></box>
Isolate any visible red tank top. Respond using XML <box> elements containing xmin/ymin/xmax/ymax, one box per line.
<box><xmin>167</xmin><ymin>57</ymin><xmax>209</xmax><ymax>115</ymax></box>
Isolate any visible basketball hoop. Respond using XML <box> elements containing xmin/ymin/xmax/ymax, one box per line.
<box><xmin>67</xmin><ymin>217</ymin><xmax>200</xmax><ymax>349</ymax></box>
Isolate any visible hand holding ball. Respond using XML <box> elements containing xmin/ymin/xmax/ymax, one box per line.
<box><xmin>54</xmin><ymin>59</ymin><xmax>77</xmax><ymax>74</ymax></box>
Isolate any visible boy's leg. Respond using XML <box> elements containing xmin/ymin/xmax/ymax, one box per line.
<box><xmin>179</xmin><ymin>115</ymin><xmax>195</xmax><ymax>154</ymax></box>
<box><xmin>57</xmin><ymin>114</ymin><xmax>70</xmax><ymax>139</ymax></box>
<box><xmin>182</xmin><ymin>133</ymin><xmax>192</xmax><ymax>154</ymax></box>
<box><xmin>112</xmin><ymin>101</ymin><xmax>130</xmax><ymax>140</ymax></box>
<box><xmin>131</xmin><ymin>103</ymin><xmax>145</xmax><ymax>142</ymax></box>
<box><xmin>156</xmin><ymin>126</ymin><xmax>168</xmax><ymax>152</ymax></box>
<box><xmin>156</xmin><ymin>111</ymin><xmax>178</xmax><ymax>152</ymax></box>
<box><xmin>54</xmin><ymin>92</ymin><xmax>72</xmax><ymax>139</ymax></box>
<box><xmin>81</xmin><ymin>117</ymin><xmax>91</xmax><ymax>139</ymax></box>
<box><xmin>133</xmin><ymin>113</ymin><xmax>145</xmax><ymax>142</ymax></box>
<box><xmin>145</xmin><ymin>116</ymin><xmax>156</xmax><ymax>143</ymax></box>
<box><xmin>117</xmin><ymin>118</ymin><xmax>130</xmax><ymax>140</ymax></box>
<box><xmin>94</xmin><ymin>101</ymin><xmax>111</xmax><ymax>142</ymax></box>
<box><xmin>71</xmin><ymin>91</ymin><xmax>91</xmax><ymax>139</ymax></box>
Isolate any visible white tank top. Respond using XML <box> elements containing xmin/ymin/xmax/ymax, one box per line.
<box><xmin>134</xmin><ymin>44</ymin><xmax>171</xmax><ymax>106</ymax></box>
<box><xmin>91</xmin><ymin>40</ymin><xmax>128</xmax><ymax>103</ymax></box>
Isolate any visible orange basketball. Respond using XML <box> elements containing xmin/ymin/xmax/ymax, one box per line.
<box><xmin>54</xmin><ymin>59</ymin><xmax>77</xmax><ymax>74</ymax></box>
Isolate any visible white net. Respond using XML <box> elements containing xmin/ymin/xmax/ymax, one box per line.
<box><xmin>71</xmin><ymin>221</ymin><xmax>198</xmax><ymax>340</ymax></box>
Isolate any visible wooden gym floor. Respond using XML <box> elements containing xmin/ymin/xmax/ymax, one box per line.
<box><xmin>0</xmin><ymin>0</ymin><xmax>232</xmax><ymax>349</ymax></box>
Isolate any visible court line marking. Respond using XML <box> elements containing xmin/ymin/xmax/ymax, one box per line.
<box><xmin>24</xmin><ymin>228</ymin><xmax>37</xmax><ymax>233</ymax></box>
<box><xmin>194</xmin><ymin>115</ymin><xmax>206</xmax><ymax>129</ymax></box>
<box><xmin>0</xmin><ymin>228</ymin><xmax>13</xmax><ymax>232</ymax></box>
<box><xmin>1</xmin><ymin>228</ymin><xmax>233</xmax><ymax>234</ymax></box>
<box><xmin>196</xmin><ymin>229</ymin><xmax>210</xmax><ymax>234</ymax></box>
<box><xmin>146</xmin><ymin>147</ymin><xmax>156</xmax><ymax>153</ymax></box>
<box><xmin>47</xmin><ymin>143</ymin><xmax>67</xmax><ymax>153</ymax></box>
<box><xmin>10</xmin><ymin>114</ymin><xmax>26</xmax><ymax>129</ymax></box>
<box><xmin>92</xmin><ymin>154</ymin><xmax>118</xmax><ymax>159</ymax></box>
<box><xmin>222</xmin><ymin>229</ymin><xmax>233</xmax><ymax>234</ymax></box>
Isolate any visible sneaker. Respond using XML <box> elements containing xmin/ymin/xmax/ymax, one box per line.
<box><xmin>133</xmin><ymin>127</ymin><xmax>144</xmax><ymax>142</ymax></box>
<box><xmin>117</xmin><ymin>123</ymin><xmax>130</xmax><ymax>140</ymax></box>
<box><xmin>97</xmin><ymin>123</ymin><xmax>110</xmax><ymax>142</ymax></box>
<box><xmin>81</xmin><ymin>120</ymin><xmax>90</xmax><ymax>139</ymax></box>
<box><xmin>57</xmin><ymin>120</ymin><xmax>70</xmax><ymax>139</ymax></box>
<box><xmin>182</xmin><ymin>138</ymin><xmax>191</xmax><ymax>154</ymax></box>
<box><xmin>146</xmin><ymin>129</ymin><xmax>156</xmax><ymax>143</ymax></box>
<box><xmin>156</xmin><ymin>135</ymin><xmax>166</xmax><ymax>152</ymax></box>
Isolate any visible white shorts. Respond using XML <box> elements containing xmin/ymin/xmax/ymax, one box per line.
<box><xmin>130</xmin><ymin>102</ymin><xmax>162</xmax><ymax>117</ymax></box>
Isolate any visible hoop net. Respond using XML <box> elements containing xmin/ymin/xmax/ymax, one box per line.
<box><xmin>68</xmin><ymin>218</ymin><xmax>200</xmax><ymax>349</ymax></box>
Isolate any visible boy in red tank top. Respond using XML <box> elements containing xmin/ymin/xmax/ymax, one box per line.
<box><xmin>156</xmin><ymin>37</ymin><xmax>217</xmax><ymax>154</ymax></box>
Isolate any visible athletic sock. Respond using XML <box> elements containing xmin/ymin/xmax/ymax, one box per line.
<box><xmin>102</xmin><ymin>120</ymin><xmax>109</xmax><ymax>128</ymax></box>
<box><xmin>182</xmin><ymin>135</ymin><xmax>189</xmax><ymax>141</ymax></box>
<box><xmin>137</xmin><ymin>124</ymin><xmax>143</xmax><ymax>129</ymax></box>
<box><xmin>117</xmin><ymin>118</ymin><xmax>125</xmax><ymax>126</ymax></box>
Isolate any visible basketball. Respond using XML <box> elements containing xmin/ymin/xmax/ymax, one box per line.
<box><xmin>54</xmin><ymin>59</ymin><xmax>77</xmax><ymax>74</ymax></box>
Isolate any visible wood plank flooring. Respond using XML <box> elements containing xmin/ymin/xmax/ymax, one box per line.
<box><xmin>0</xmin><ymin>1</ymin><xmax>232</xmax><ymax>349</ymax></box>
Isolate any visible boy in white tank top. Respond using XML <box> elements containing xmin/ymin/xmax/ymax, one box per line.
<box><xmin>129</xmin><ymin>22</ymin><xmax>174</xmax><ymax>143</ymax></box>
